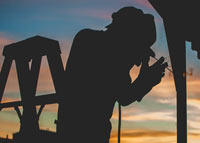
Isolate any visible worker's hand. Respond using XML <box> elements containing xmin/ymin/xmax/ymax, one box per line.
<box><xmin>138</xmin><ymin>56</ymin><xmax>168</xmax><ymax>88</ymax></box>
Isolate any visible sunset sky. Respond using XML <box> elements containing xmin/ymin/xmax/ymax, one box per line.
<box><xmin>1</xmin><ymin>0</ymin><xmax>200</xmax><ymax>143</ymax></box>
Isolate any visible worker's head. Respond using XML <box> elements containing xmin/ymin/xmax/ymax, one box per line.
<box><xmin>106</xmin><ymin>6</ymin><xmax>156</xmax><ymax>68</ymax></box>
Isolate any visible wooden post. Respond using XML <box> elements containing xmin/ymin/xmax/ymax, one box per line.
<box><xmin>164</xmin><ymin>21</ymin><xmax>187</xmax><ymax>143</ymax></box>
<box><xmin>15</xmin><ymin>59</ymin><xmax>40</xmax><ymax>134</ymax></box>
<box><xmin>0</xmin><ymin>57</ymin><xmax>12</xmax><ymax>103</ymax></box>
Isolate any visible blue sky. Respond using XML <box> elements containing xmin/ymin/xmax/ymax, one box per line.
<box><xmin>1</xmin><ymin>0</ymin><xmax>199</xmax><ymax>71</ymax></box>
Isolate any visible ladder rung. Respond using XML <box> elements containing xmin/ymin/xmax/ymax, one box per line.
<box><xmin>0</xmin><ymin>93</ymin><xmax>58</xmax><ymax>109</ymax></box>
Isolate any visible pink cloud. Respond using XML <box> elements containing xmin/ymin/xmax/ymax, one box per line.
<box><xmin>0</xmin><ymin>37</ymin><xmax>13</xmax><ymax>47</ymax></box>
<box><xmin>80</xmin><ymin>9</ymin><xmax>111</xmax><ymax>20</ymax></box>
<box><xmin>65</xmin><ymin>8</ymin><xmax>112</xmax><ymax>20</ymax></box>
<box><xmin>0</xmin><ymin>35</ymin><xmax>15</xmax><ymax>57</ymax></box>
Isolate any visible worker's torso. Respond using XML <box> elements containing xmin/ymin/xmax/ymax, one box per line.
<box><xmin>58</xmin><ymin>29</ymin><xmax>119</xmax><ymax>143</ymax></box>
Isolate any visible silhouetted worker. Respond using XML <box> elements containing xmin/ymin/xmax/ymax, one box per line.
<box><xmin>57</xmin><ymin>6</ymin><xmax>168</xmax><ymax>143</ymax></box>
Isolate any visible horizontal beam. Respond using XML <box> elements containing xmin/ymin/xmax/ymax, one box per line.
<box><xmin>0</xmin><ymin>93</ymin><xmax>58</xmax><ymax>109</ymax></box>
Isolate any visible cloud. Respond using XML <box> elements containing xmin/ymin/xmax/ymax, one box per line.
<box><xmin>188</xmin><ymin>120</ymin><xmax>200</xmax><ymax>133</ymax></box>
<box><xmin>0</xmin><ymin>37</ymin><xmax>13</xmax><ymax>47</ymax></box>
<box><xmin>110</xmin><ymin>129</ymin><xmax>176</xmax><ymax>143</ymax></box>
<box><xmin>0</xmin><ymin>35</ymin><xmax>15</xmax><ymax>61</ymax></box>
<box><xmin>0</xmin><ymin>109</ymin><xmax>20</xmax><ymax>138</ymax></box>
<box><xmin>187</xmin><ymin>80</ymin><xmax>200</xmax><ymax>97</ymax></box>
<box><xmin>156</xmin><ymin>98</ymin><xmax>175</xmax><ymax>105</ymax></box>
<box><xmin>1</xmin><ymin>97</ymin><xmax>20</xmax><ymax>104</ymax></box>
<box><xmin>40</xmin><ymin>104</ymin><xmax>58</xmax><ymax>113</ymax></box>
<box><xmin>110</xmin><ymin>129</ymin><xmax>200</xmax><ymax>143</ymax></box>
<box><xmin>63</xmin><ymin>8</ymin><xmax>112</xmax><ymax>20</ymax></box>
<box><xmin>112</xmin><ymin>109</ymin><xmax>175</xmax><ymax>122</ymax></box>
<box><xmin>130</xmin><ymin>73</ymin><xmax>200</xmax><ymax>100</ymax></box>
<box><xmin>1</xmin><ymin>61</ymin><xmax>58</xmax><ymax>95</ymax></box>
<box><xmin>0</xmin><ymin>121</ymin><xmax>19</xmax><ymax>139</ymax></box>
<box><xmin>187</xmin><ymin>99</ymin><xmax>200</xmax><ymax>132</ymax></box>
<box><xmin>111</xmin><ymin>129</ymin><xmax>175</xmax><ymax>138</ymax></box>
<box><xmin>59</xmin><ymin>39</ymin><xmax>72</xmax><ymax>68</ymax></box>
<box><xmin>188</xmin><ymin>99</ymin><xmax>200</xmax><ymax>111</ymax></box>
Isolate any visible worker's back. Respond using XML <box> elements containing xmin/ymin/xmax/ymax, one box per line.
<box><xmin>57</xmin><ymin>29</ymin><xmax>121</xmax><ymax>143</ymax></box>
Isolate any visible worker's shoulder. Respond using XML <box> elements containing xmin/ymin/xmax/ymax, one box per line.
<box><xmin>78</xmin><ymin>28</ymin><xmax>101</xmax><ymax>35</ymax></box>
<box><xmin>75</xmin><ymin>29</ymin><xmax>103</xmax><ymax>40</ymax></box>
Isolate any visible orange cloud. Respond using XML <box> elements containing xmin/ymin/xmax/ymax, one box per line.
<box><xmin>110</xmin><ymin>129</ymin><xmax>200</xmax><ymax>143</ymax></box>
<box><xmin>130</xmin><ymin>71</ymin><xmax>200</xmax><ymax>99</ymax></box>
<box><xmin>1</xmin><ymin>97</ymin><xmax>20</xmax><ymax>104</ymax></box>
<box><xmin>0</xmin><ymin>117</ymin><xmax>20</xmax><ymax>139</ymax></box>
<box><xmin>112</xmin><ymin>109</ymin><xmax>175</xmax><ymax>122</ymax></box>
<box><xmin>111</xmin><ymin>129</ymin><xmax>175</xmax><ymax>138</ymax></box>
<box><xmin>110</xmin><ymin>129</ymin><xmax>176</xmax><ymax>143</ymax></box>
<box><xmin>39</xmin><ymin>104</ymin><xmax>58</xmax><ymax>113</ymax></box>
<box><xmin>187</xmin><ymin>80</ymin><xmax>200</xmax><ymax>97</ymax></box>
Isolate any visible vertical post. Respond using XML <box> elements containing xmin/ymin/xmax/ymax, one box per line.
<box><xmin>47</xmin><ymin>53</ymin><xmax>65</xmax><ymax>135</ymax></box>
<box><xmin>30</xmin><ymin>57</ymin><xmax>42</xmax><ymax>96</ymax></box>
<box><xmin>164</xmin><ymin>21</ymin><xmax>187</xmax><ymax>143</ymax></box>
<box><xmin>15</xmin><ymin>59</ymin><xmax>40</xmax><ymax>134</ymax></box>
<box><xmin>37</xmin><ymin>105</ymin><xmax>45</xmax><ymax>119</ymax></box>
<box><xmin>14</xmin><ymin>106</ymin><xmax>23</xmax><ymax>123</ymax></box>
<box><xmin>47</xmin><ymin>53</ymin><xmax>64</xmax><ymax>94</ymax></box>
<box><xmin>0</xmin><ymin>57</ymin><xmax>12</xmax><ymax>102</ymax></box>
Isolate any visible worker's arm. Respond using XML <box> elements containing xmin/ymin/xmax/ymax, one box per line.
<box><xmin>117</xmin><ymin>57</ymin><xmax>168</xmax><ymax>106</ymax></box>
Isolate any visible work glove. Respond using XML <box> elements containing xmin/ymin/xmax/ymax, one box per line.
<box><xmin>136</xmin><ymin>56</ymin><xmax>168</xmax><ymax>101</ymax></box>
